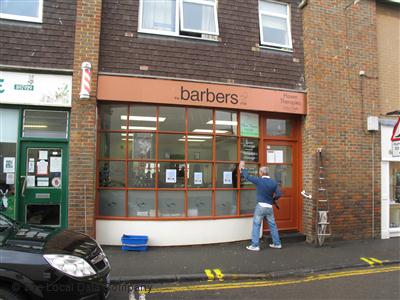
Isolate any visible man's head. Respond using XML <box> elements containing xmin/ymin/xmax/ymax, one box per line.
<box><xmin>259</xmin><ymin>166</ymin><xmax>269</xmax><ymax>176</ymax></box>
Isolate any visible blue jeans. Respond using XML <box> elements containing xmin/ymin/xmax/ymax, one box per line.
<box><xmin>251</xmin><ymin>203</ymin><xmax>281</xmax><ymax>247</ymax></box>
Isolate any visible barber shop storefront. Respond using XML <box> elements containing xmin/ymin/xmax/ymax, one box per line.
<box><xmin>0</xmin><ymin>71</ymin><xmax>71</xmax><ymax>228</ymax></box>
<box><xmin>95</xmin><ymin>75</ymin><xmax>306</xmax><ymax>246</ymax></box>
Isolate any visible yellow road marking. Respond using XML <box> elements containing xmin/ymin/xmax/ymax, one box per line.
<box><xmin>204</xmin><ymin>269</ymin><xmax>214</xmax><ymax>281</ymax></box>
<box><xmin>369</xmin><ymin>258</ymin><xmax>383</xmax><ymax>265</ymax></box>
<box><xmin>152</xmin><ymin>265</ymin><xmax>400</xmax><ymax>294</ymax></box>
<box><xmin>213</xmin><ymin>269</ymin><xmax>224</xmax><ymax>281</ymax></box>
<box><xmin>360</xmin><ymin>257</ymin><xmax>375</xmax><ymax>266</ymax></box>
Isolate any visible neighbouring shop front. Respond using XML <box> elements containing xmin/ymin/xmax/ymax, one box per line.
<box><xmin>381</xmin><ymin>117</ymin><xmax>400</xmax><ymax>238</ymax></box>
<box><xmin>0</xmin><ymin>70</ymin><xmax>71</xmax><ymax>228</ymax></box>
<box><xmin>95</xmin><ymin>75</ymin><xmax>306</xmax><ymax>246</ymax></box>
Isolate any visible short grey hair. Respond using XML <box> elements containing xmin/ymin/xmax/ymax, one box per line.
<box><xmin>259</xmin><ymin>166</ymin><xmax>269</xmax><ymax>175</ymax></box>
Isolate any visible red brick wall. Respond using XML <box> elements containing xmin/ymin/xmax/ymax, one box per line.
<box><xmin>69</xmin><ymin>0</ymin><xmax>102</xmax><ymax>235</ymax></box>
<box><xmin>0</xmin><ymin>0</ymin><xmax>76</xmax><ymax>69</ymax></box>
<box><xmin>99</xmin><ymin>0</ymin><xmax>305</xmax><ymax>90</ymax></box>
<box><xmin>302</xmin><ymin>0</ymin><xmax>381</xmax><ymax>242</ymax></box>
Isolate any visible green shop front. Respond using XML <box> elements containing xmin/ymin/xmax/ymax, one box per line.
<box><xmin>0</xmin><ymin>70</ymin><xmax>71</xmax><ymax>228</ymax></box>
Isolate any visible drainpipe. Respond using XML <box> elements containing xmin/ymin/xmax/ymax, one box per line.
<box><xmin>298</xmin><ymin>0</ymin><xmax>308</xmax><ymax>9</ymax></box>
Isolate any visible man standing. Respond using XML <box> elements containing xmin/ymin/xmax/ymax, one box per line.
<box><xmin>239</xmin><ymin>161</ymin><xmax>282</xmax><ymax>251</ymax></box>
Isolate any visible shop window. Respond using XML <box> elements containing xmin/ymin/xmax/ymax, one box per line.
<box><xmin>258</xmin><ymin>0</ymin><xmax>292</xmax><ymax>50</ymax></box>
<box><xmin>128</xmin><ymin>162</ymin><xmax>156</xmax><ymax>188</ymax></box>
<box><xmin>128</xmin><ymin>191</ymin><xmax>156</xmax><ymax>217</ymax></box>
<box><xmin>99</xmin><ymin>133</ymin><xmax>126</xmax><ymax>159</ymax></box>
<box><xmin>98</xmin><ymin>161</ymin><xmax>125</xmax><ymax>187</ymax></box>
<box><xmin>139</xmin><ymin>0</ymin><xmax>219</xmax><ymax>39</ymax></box>
<box><xmin>216</xmin><ymin>190</ymin><xmax>236</xmax><ymax>216</ymax></box>
<box><xmin>99</xmin><ymin>104</ymin><xmax>128</xmax><ymax>131</ymax></box>
<box><xmin>158</xmin><ymin>134</ymin><xmax>185</xmax><ymax>160</ymax></box>
<box><xmin>0</xmin><ymin>0</ymin><xmax>43</xmax><ymax>23</ymax></box>
<box><xmin>99</xmin><ymin>190</ymin><xmax>125</xmax><ymax>217</ymax></box>
<box><xmin>240</xmin><ymin>112</ymin><xmax>259</xmax><ymax>137</ymax></box>
<box><xmin>216</xmin><ymin>163</ymin><xmax>237</xmax><ymax>188</ymax></box>
<box><xmin>266</xmin><ymin>145</ymin><xmax>292</xmax><ymax>188</ymax></box>
<box><xmin>188</xmin><ymin>191</ymin><xmax>212</xmax><ymax>216</ymax></box>
<box><xmin>128</xmin><ymin>105</ymin><xmax>157</xmax><ymax>131</ymax></box>
<box><xmin>23</xmin><ymin>110</ymin><xmax>68</xmax><ymax>139</ymax></box>
<box><xmin>188</xmin><ymin>108</ymin><xmax>213</xmax><ymax>133</ymax></box>
<box><xmin>240</xmin><ymin>138</ymin><xmax>259</xmax><ymax>162</ymax></box>
<box><xmin>158</xmin><ymin>162</ymin><xmax>185</xmax><ymax>188</ymax></box>
<box><xmin>390</xmin><ymin>163</ymin><xmax>400</xmax><ymax>228</ymax></box>
<box><xmin>187</xmin><ymin>163</ymin><xmax>212</xmax><ymax>188</ymax></box>
<box><xmin>214</xmin><ymin>110</ymin><xmax>237</xmax><ymax>135</ymax></box>
<box><xmin>159</xmin><ymin>106</ymin><xmax>185</xmax><ymax>131</ymax></box>
<box><xmin>240</xmin><ymin>190</ymin><xmax>257</xmax><ymax>214</ymax></box>
<box><xmin>216</xmin><ymin>136</ymin><xmax>237</xmax><ymax>161</ymax></box>
<box><xmin>188</xmin><ymin>135</ymin><xmax>213</xmax><ymax>160</ymax></box>
<box><xmin>266</xmin><ymin>119</ymin><xmax>292</xmax><ymax>137</ymax></box>
<box><xmin>158</xmin><ymin>191</ymin><xmax>185</xmax><ymax>217</ymax></box>
<box><xmin>240</xmin><ymin>163</ymin><xmax>259</xmax><ymax>188</ymax></box>
<box><xmin>128</xmin><ymin>133</ymin><xmax>156</xmax><ymax>160</ymax></box>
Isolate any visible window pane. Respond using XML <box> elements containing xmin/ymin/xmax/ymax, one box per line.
<box><xmin>159</xmin><ymin>106</ymin><xmax>185</xmax><ymax>131</ymax></box>
<box><xmin>158</xmin><ymin>162</ymin><xmax>185</xmax><ymax>188</ymax></box>
<box><xmin>188</xmin><ymin>191</ymin><xmax>212</xmax><ymax>216</ymax></box>
<box><xmin>216</xmin><ymin>163</ymin><xmax>238</xmax><ymax>188</ymax></box>
<box><xmin>241</xmin><ymin>163</ymin><xmax>259</xmax><ymax>188</ymax></box>
<box><xmin>158</xmin><ymin>191</ymin><xmax>185</xmax><ymax>217</ymax></box>
<box><xmin>99</xmin><ymin>161</ymin><xmax>126</xmax><ymax>187</ymax></box>
<box><xmin>262</xmin><ymin>15</ymin><xmax>289</xmax><ymax>46</ymax></box>
<box><xmin>216</xmin><ymin>136</ymin><xmax>237</xmax><ymax>161</ymax></box>
<box><xmin>188</xmin><ymin>108</ymin><xmax>213</xmax><ymax>133</ymax></box>
<box><xmin>266</xmin><ymin>119</ymin><xmax>292</xmax><ymax>136</ymax></box>
<box><xmin>187</xmin><ymin>163</ymin><xmax>212</xmax><ymax>188</ymax></box>
<box><xmin>99</xmin><ymin>190</ymin><xmax>125</xmax><ymax>217</ymax></box>
<box><xmin>182</xmin><ymin>1</ymin><xmax>217</xmax><ymax>34</ymax></box>
<box><xmin>268</xmin><ymin>164</ymin><xmax>292</xmax><ymax>187</ymax></box>
<box><xmin>142</xmin><ymin>0</ymin><xmax>176</xmax><ymax>32</ymax></box>
<box><xmin>240</xmin><ymin>112</ymin><xmax>259</xmax><ymax>137</ymax></box>
<box><xmin>128</xmin><ymin>191</ymin><xmax>156</xmax><ymax>217</ymax></box>
<box><xmin>266</xmin><ymin>145</ymin><xmax>292</xmax><ymax>163</ymax></box>
<box><xmin>158</xmin><ymin>134</ymin><xmax>185</xmax><ymax>159</ymax></box>
<box><xmin>128</xmin><ymin>162</ymin><xmax>156</xmax><ymax>188</ymax></box>
<box><xmin>99</xmin><ymin>104</ymin><xmax>128</xmax><ymax>131</ymax></box>
<box><xmin>23</xmin><ymin>110</ymin><xmax>68</xmax><ymax>139</ymax></box>
<box><xmin>128</xmin><ymin>133</ymin><xmax>156</xmax><ymax>159</ymax></box>
<box><xmin>215</xmin><ymin>110</ymin><xmax>237</xmax><ymax>135</ymax></box>
<box><xmin>188</xmin><ymin>135</ymin><xmax>212</xmax><ymax>160</ymax></box>
<box><xmin>240</xmin><ymin>138</ymin><xmax>259</xmax><ymax>162</ymax></box>
<box><xmin>240</xmin><ymin>190</ymin><xmax>257</xmax><ymax>214</ymax></box>
<box><xmin>26</xmin><ymin>204</ymin><xmax>59</xmax><ymax>225</ymax></box>
<box><xmin>216</xmin><ymin>191</ymin><xmax>237</xmax><ymax>216</ymax></box>
<box><xmin>0</xmin><ymin>0</ymin><xmax>40</xmax><ymax>18</ymax></box>
<box><xmin>259</xmin><ymin>1</ymin><xmax>287</xmax><ymax>16</ymax></box>
<box><xmin>128</xmin><ymin>105</ymin><xmax>157</xmax><ymax>131</ymax></box>
<box><xmin>100</xmin><ymin>133</ymin><xmax>126</xmax><ymax>159</ymax></box>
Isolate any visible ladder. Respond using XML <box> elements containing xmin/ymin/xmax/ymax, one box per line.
<box><xmin>315</xmin><ymin>148</ymin><xmax>331</xmax><ymax>246</ymax></box>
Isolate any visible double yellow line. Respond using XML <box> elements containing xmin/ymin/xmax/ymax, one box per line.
<box><xmin>151</xmin><ymin>265</ymin><xmax>400</xmax><ymax>295</ymax></box>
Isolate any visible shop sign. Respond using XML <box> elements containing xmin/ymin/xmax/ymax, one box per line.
<box><xmin>393</xmin><ymin>141</ymin><xmax>400</xmax><ymax>157</ymax></box>
<box><xmin>391</xmin><ymin>117</ymin><xmax>400</xmax><ymax>141</ymax></box>
<box><xmin>0</xmin><ymin>71</ymin><xmax>72</xmax><ymax>107</ymax></box>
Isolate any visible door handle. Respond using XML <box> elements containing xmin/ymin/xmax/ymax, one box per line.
<box><xmin>21</xmin><ymin>175</ymin><xmax>27</xmax><ymax>197</ymax></box>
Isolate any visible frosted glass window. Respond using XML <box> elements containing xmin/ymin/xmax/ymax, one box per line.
<box><xmin>240</xmin><ymin>190</ymin><xmax>256</xmax><ymax>214</ymax></box>
<box><xmin>23</xmin><ymin>110</ymin><xmax>68</xmax><ymax>139</ymax></box>
<box><xmin>128</xmin><ymin>191</ymin><xmax>156</xmax><ymax>217</ymax></box>
<box><xmin>188</xmin><ymin>191</ymin><xmax>212</xmax><ymax>216</ymax></box>
<box><xmin>158</xmin><ymin>191</ymin><xmax>185</xmax><ymax>217</ymax></box>
<box><xmin>99</xmin><ymin>190</ymin><xmax>125</xmax><ymax>217</ymax></box>
<box><xmin>216</xmin><ymin>190</ymin><xmax>237</xmax><ymax>216</ymax></box>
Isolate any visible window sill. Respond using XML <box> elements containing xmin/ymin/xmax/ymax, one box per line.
<box><xmin>259</xmin><ymin>45</ymin><xmax>294</xmax><ymax>53</ymax></box>
<box><xmin>138</xmin><ymin>31</ymin><xmax>220</xmax><ymax>44</ymax></box>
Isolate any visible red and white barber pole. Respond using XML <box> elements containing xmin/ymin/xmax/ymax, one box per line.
<box><xmin>79</xmin><ymin>62</ymin><xmax>92</xmax><ymax>99</ymax></box>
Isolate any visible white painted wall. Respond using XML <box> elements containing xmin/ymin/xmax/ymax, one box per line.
<box><xmin>96</xmin><ymin>218</ymin><xmax>253</xmax><ymax>246</ymax></box>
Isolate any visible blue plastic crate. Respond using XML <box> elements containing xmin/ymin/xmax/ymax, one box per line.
<box><xmin>121</xmin><ymin>234</ymin><xmax>148</xmax><ymax>251</ymax></box>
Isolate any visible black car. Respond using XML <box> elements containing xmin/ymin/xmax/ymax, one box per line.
<box><xmin>0</xmin><ymin>213</ymin><xmax>110</xmax><ymax>300</ymax></box>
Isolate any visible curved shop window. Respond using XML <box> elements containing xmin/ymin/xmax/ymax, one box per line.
<box><xmin>97</xmin><ymin>104</ymin><xmax>262</xmax><ymax>219</ymax></box>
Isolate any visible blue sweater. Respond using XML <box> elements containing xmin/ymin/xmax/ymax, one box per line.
<box><xmin>241</xmin><ymin>169</ymin><xmax>282</xmax><ymax>205</ymax></box>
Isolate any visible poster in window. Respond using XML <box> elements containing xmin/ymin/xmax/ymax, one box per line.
<box><xmin>194</xmin><ymin>172</ymin><xmax>203</xmax><ymax>185</ymax></box>
<box><xmin>3</xmin><ymin>157</ymin><xmax>15</xmax><ymax>173</ymax></box>
<box><xmin>166</xmin><ymin>169</ymin><xmax>177</xmax><ymax>183</ymax></box>
<box><xmin>133</xmin><ymin>133</ymin><xmax>153</xmax><ymax>159</ymax></box>
<box><xmin>240</xmin><ymin>112</ymin><xmax>259</xmax><ymax>137</ymax></box>
<box><xmin>240</xmin><ymin>138</ymin><xmax>259</xmax><ymax>162</ymax></box>
<box><xmin>223</xmin><ymin>171</ymin><xmax>233</xmax><ymax>185</ymax></box>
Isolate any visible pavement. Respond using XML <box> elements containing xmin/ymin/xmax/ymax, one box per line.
<box><xmin>103</xmin><ymin>236</ymin><xmax>400</xmax><ymax>284</ymax></box>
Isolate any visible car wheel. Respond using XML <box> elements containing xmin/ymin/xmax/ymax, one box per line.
<box><xmin>0</xmin><ymin>286</ymin><xmax>26</xmax><ymax>300</ymax></box>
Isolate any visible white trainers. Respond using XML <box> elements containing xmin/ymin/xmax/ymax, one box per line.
<box><xmin>269</xmin><ymin>244</ymin><xmax>282</xmax><ymax>249</ymax></box>
<box><xmin>246</xmin><ymin>245</ymin><xmax>260</xmax><ymax>251</ymax></box>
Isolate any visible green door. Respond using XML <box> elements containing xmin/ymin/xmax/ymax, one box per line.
<box><xmin>19</xmin><ymin>142</ymin><xmax>68</xmax><ymax>228</ymax></box>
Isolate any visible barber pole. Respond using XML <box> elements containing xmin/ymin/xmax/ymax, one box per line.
<box><xmin>79</xmin><ymin>62</ymin><xmax>92</xmax><ymax>99</ymax></box>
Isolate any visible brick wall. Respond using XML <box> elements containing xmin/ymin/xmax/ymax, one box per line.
<box><xmin>99</xmin><ymin>0</ymin><xmax>305</xmax><ymax>90</ymax></box>
<box><xmin>69</xmin><ymin>0</ymin><xmax>102</xmax><ymax>235</ymax></box>
<box><xmin>302</xmin><ymin>0</ymin><xmax>381</xmax><ymax>242</ymax></box>
<box><xmin>376</xmin><ymin>2</ymin><xmax>400</xmax><ymax>115</ymax></box>
<box><xmin>0</xmin><ymin>0</ymin><xmax>76</xmax><ymax>69</ymax></box>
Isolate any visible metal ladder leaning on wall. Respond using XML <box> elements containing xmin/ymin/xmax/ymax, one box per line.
<box><xmin>316</xmin><ymin>148</ymin><xmax>331</xmax><ymax>246</ymax></box>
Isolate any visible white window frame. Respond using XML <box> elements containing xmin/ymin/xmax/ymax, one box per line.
<box><xmin>258</xmin><ymin>0</ymin><xmax>292</xmax><ymax>49</ymax></box>
<box><xmin>179</xmin><ymin>0</ymin><xmax>219</xmax><ymax>35</ymax></box>
<box><xmin>0</xmin><ymin>0</ymin><xmax>43</xmax><ymax>23</ymax></box>
<box><xmin>138</xmin><ymin>0</ymin><xmax>219</xmax><ymax>38</ymax></box>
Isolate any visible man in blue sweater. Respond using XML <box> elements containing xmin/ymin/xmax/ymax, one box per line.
<box><xmin>239</xmin><ymin>161</ymin><xmax>282</xmax><ymax>251</ymax></box>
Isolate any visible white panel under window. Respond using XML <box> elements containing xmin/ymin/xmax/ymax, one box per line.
<box><xmin>259</xmin><ymin>0</ymin><xmax>292</xmax><ymax>49</ymax></box>
<box><xmin>181</xmin><ymin>0</ymin><xmax>218</xmax><ymax>35</ymax></box>
<box><xmin>0</xmin><ymin>0</ymin><xmax>43</xmax><ymax>23</ymax></box>
<box><xmin>141</xmin><ymin>0</ymin><xmax>177</xmax><ymax>33</ymax></box>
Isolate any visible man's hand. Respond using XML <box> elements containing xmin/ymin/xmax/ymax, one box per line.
<box><xmin>239</xmin><ymin>161</ymin><xmax>245</xmax><ymax>170</ymax></box>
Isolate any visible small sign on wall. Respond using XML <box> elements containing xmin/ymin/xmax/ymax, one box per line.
<box><xmin>393</xmin><ymin>141</ymin><xmax>400</xmax><ymax>157</ymax></box>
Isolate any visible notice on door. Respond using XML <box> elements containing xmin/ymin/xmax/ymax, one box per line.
<box><xmin>50</xmin><ymin>157</ymin><xmax>62</xmax><ymax>173</ymax></box>
<box><xmin>37</xmin><ymin>160</ymin><xmax>48</xmax><ymax>175</ymax></box>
